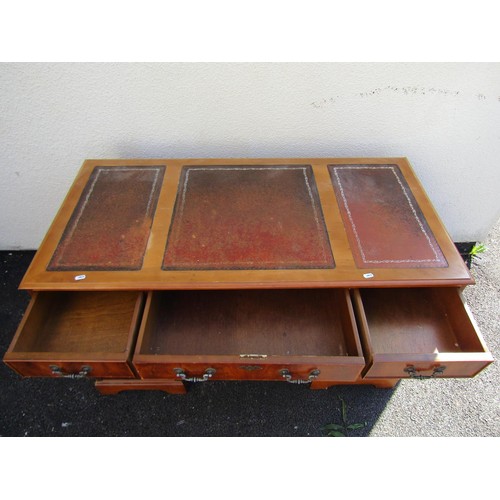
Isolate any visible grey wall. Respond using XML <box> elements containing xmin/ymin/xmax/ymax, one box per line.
<box><xmin>1</xmin><ymin>62</ymin><xmax>499</xmax><ymax>249</ymax></box>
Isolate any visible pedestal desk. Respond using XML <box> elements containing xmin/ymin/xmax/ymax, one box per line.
<box><xmin>4</xmin><ymin>158</ymin><xmax>493</xmax><ymax>394</ymax></box>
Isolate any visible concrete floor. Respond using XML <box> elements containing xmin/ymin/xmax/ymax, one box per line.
<box><xmin>370</xmin><ymin>217</ymin><xmax>500</xmax><ymax>437</ymax></box>
<box><xmin>0</xmin><ymin>221</ymin><xmax>498</xmax><ymax>437</ymax></box>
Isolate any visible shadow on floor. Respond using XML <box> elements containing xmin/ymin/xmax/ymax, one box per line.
<box><xmin>0</xmin><ymin>251</ymin><xmax>397</xmax><ymax>437</ymax></box>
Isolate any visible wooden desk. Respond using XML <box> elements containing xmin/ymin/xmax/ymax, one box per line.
<box><xmin>3</xmin><ymin>158</ymin><xmax>493</xmax><ymax>394</ymax></box>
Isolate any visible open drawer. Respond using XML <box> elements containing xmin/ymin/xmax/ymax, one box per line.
<box><xmin>4</xmin><ymin>291</ymin><xmax>145</xmax><ymax>379</ymax></box>
<box><xmin>352</xmin><ymin>288</ymin><xmax>493</xmax><ymax>379</ymax></box>
<box><xmin>133</xmin><ymin>289</ymin><xmax>365</xmax><ymax>383</ymax></box>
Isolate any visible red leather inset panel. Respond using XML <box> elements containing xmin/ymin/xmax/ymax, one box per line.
<box><xmin>163</xmin><ymin>165</ymin><xmax>334</xmax><ymax>270</ymax></box>
<box><xmin>48</xmin><ymin>166</ymin><xmax>165</xmax><ymax>271</ymax></box>
<box><xmin>329</xmin><ymin>165</ymin><xmax>447</xmax><ymax>269</ymax></box>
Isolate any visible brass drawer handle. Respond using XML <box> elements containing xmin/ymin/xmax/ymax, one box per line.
<box><xmin>174</xmin><ymin>367</ymin><xmax>216</xmax><ymax>382</ymax></box>
<box><xmin>49</xmin><ymin>365</ymin><xmax>92</xmax><ymax>379</ymax></box>
<box><xmin>404</xmin><ymin>365</ymin><xmax>446</xmax><ymax>379</ymax></box>
<box><xmin>280</xmin><ymin>368</ymin><xmax>320</xmax><ymax>384</ymax></box>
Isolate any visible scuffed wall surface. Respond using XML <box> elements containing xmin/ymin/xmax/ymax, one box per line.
<box><xmin>1</xmin><ymin>62</ymin><xmax>499</xmax><ymax>249</ymax></box>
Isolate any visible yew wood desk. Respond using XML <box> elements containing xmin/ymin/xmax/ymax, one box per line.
<box><xmin>4</xmin><ymin>158</ymin><xmax>493</xmax><ymax>395</ymax></box>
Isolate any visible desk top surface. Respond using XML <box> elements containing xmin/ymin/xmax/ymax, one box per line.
<box><xmin>21</xmin><ymin>157</ymin><xmax>472</xmax><ymax>290</ymax></box>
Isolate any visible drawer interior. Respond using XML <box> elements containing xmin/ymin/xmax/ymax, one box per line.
<box><xmin>11</xmin><ymin>291</ymin><xmax>142</xmax><ymax>354</ymax></box>
<box><xmin>138</xmin><ymin>289</ymin><xmax>360</xmax><ymax>357</ymax></box>
<box><xmin>356</xmin><ymin>287</ymin><xmax>486</xmax><ymax>355</ymax></box>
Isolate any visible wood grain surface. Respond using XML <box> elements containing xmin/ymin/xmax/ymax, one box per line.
<box><xmin>19</xmin><ymin>158</ymin><xmax>473</xmax><ymax>290</ymax></box>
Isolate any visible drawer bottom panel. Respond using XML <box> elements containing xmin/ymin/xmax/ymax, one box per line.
<box><xmin>352</xmin><ymin>288</ymin><xmax>493</xmax><ymax>379</ymax></box>
<box><xmin>3</xmin><ymin>291</ymin><xmax>144</xmax><ymax>379</ymax></box>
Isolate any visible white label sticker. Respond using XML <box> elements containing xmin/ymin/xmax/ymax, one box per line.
<box><xmin>363</xmin><ymin>273</ymin><xmax>374</xmax><ymax>279</ymax></box>
<box><xmin>74</xmin><ymin>274</ymin><xmax>87</xmax><ymax>281</ymax></box>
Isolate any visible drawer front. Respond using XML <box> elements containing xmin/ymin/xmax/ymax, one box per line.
<box><xmin>5</xmin><ymin>359</ymin><xmax>136</xmax><ymax>379</ymax></box>
<box><xmin>133</xmin><ymin>356</ymin><xmax>365</xmax><ymax>382</ymax></box>
<box><xmin>3</xmin><ymin>291</ymin><xmax>144</xmax><ymax>380</ymax></box>
<box><xmin>363</xmin><ymin>354</ymin><xmax>493</xmax><ymax>379</ymax></box>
